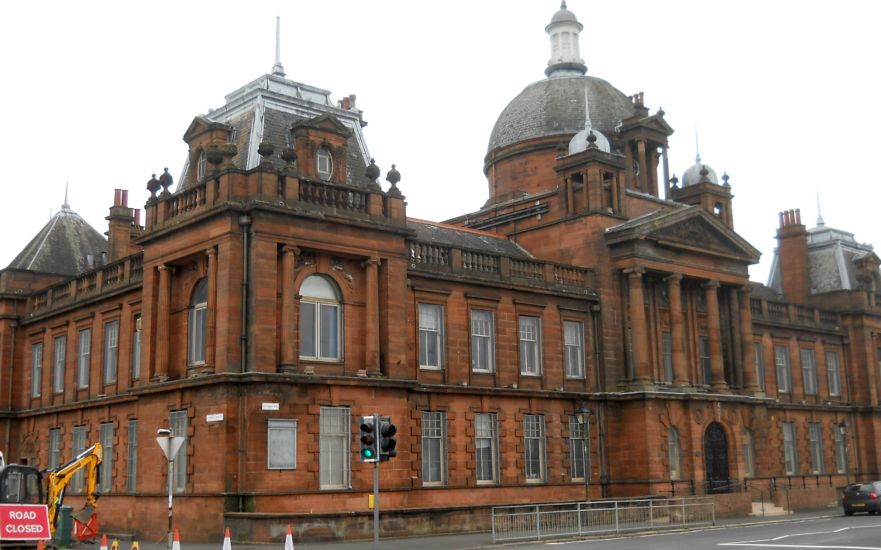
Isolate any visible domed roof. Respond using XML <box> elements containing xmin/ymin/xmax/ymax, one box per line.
<box><xmin>681</xmin><ymin>155</ymin><xmax>719</xmax><ymax>186</ymax></box>
<box><xmin>488</xmin><ymin>75</ymin><xmax>634</xmax><ymax>152</ymax></box>
<box><xmin>548</xmin><ymin>2</ymin><xmax>581</xmax><ymax>27</ymax></box>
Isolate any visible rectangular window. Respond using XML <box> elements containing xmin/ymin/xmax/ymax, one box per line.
<box><xmin>475</xmin><ymin>413</ymin><xmax>498</xmax><ymax>484</ymax></box>
<box><xmin>661</xmin><ymin>331</ymin><xmax>673</xmax><ymax>383</ymax></box>
<box><xmin>131</xmin><ymin>316</ymin><xmax>141</xmax><ymax>381</ymax></box>
<box><xmin>31</xmin><ymin>343</ymin><xmax>43</xmax><ymax>398</ymax></box>
<box><xmin>808</xmin><ymin>422</ymin><xmax>824</xmax><ymax>474</ymax></box>
<box><xmin>470</xmin><ymin>310</ymin><xmax>494</xmax><ymax>373</ymax></box>
<box><xmin>826</xmin><ymin>351</ymin><xmax>841</xmax><ymax>397</ymax></box>
<box><xmin>754</xmin><ymin>342</ymin><xmax>766</xmax><ymax>391</ymax></box>
<box><xmin>775</xmin><ymin>345</ymin><xmax>792</xmax><ymax>393</ymax></box>
<box><xmin>569</xmin><ymin>417</ymin><xmax>587</xmax><ymax>481</ymax></box>
<box><xmin>319</xmin><ymin>406</ymin><xmax>350</xmax><ymax>489</ymax></box>
<box><xmin>103</xmin><ymin>320</ymin><xmax>119</xmax><ymax>384</ymax></box>
<box><xmin>834</xmin><ymin>424</ymin><xmax>847</xmax><ymax>474</ymax></box>
<box><xmin>72</xmin><ymin>426</ymin><xmax>86</xmax><ymax>492</ymax></box>
<box><xmin>782</xmin><ymin>422</ymin><xmax>798</xmax><ymax>475</ymax></box>
<box><xmin>519</xmin><ymin>316</ymin><xmax>542</xmax><ymax>375</ymax></box>
<box><xmin>564</xmin><ymin>321</ymin><xmax>585</xmax><ymax>379</ymax></box>
<box><xmin>77</xmin><ymin>329</ymin><xmax>91</xmax><ymax>389</ymax></box>
<box><xmin>421</xmin><ymin>411</ymin><xmax>447</xmax><ymax>485</ymax></box>
<box><xmin>267</xmin><ymin>419</ymin><xmax>297</xmax><ymax>469</ymax></box>
<box><xmin>418</xmin><ymin>304</ymin><xmax>444</xmax><ymax>369</ymax></box>
<box><xmin>699</xmin><ymin>336</ymin><xmax>711</xmax><ymax>384</ymax></box>
<box><xmin>188</xmin><ymin>304</ymin><xmax>207</xmax><ymax>365</ymax></box>
<box><xmin>126</xmin><ymin>419</ymin><xmax>138</xmax><ymax>493</ymax></box>
<box><xmin>800</xmin><ymin>349</ymin><xmax>818</xmax><ymax>395</ymax></box>
<box><xmin>99</xmin><ymin>422</ymin><xmax>113</xmax><ymax>493</ymax></box>
<box><xmin>668</xmin><ymin>428</ymin><xmax>681</xmax><ymax>480</ymax></box>
<box><xmin>48</xmin><ymin>428</ymin><xmax>61</xmax><ymax>470</ymax></box>
<box><xmin>169</xmin><ymin>410</ymin><xmax>188</xmax><ymax>493</ymax></box>
<box><xmin>53</xmin><ymin>336</ymin><xmax>66</xmax><ymax>394</ymax></box>
<box><xmin>523</xmin><ymin>414</ymin><xmax>546</xmax><ymax>482</ymax></box>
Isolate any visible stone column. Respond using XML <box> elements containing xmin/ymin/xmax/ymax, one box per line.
<box><xmin>666</xmin><ymin>273</ymin><xmax>689</xmax><ymax>387</ymax></box>
<box><xmin>154</xmin><ymin>264</ymin><xmax>172</xmax><ymax>381</ymax></box>
<box><xmin>740</xmin><ymin>285</ymin><xmax>760</xmax><ymax>394</ymax></box>
<box><xmin>626</xmin><ymin>267</ymin><xmax>651</xmax><ymax>385</ymax></box>
<box><xmin>206</xmin><ymin>248</ymin><xmax>217</xmax><ymax>370</ymax></box>
<box><xmin>280</xmin><ymin>246</ymin><xmax>299</xmax><ymax>371</ymax></box>
<box><xmin>704</xmin><ymin>280</ymin><xmax>728</xmax><ymax>392</ymax></box>
<box><xmin>636</xmin><ymin>139</ymin><xmax>648</xmax><ymax>192</ymax></box>
<box><xmin>363</xmin><ymin>257</ymin><xmax>381</xmax><ymax>374</ymax></box>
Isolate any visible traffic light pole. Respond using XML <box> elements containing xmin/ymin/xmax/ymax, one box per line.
<box><xmin>373</xmin><ymin>459</ymin><xmax>379</xmax><ymax>547</ymax></box>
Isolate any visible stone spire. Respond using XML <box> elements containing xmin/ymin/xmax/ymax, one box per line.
<box><xmin>816</xmin><ymin>190</ymin><xmax>825</xmax><ymax>226</ymax></box>
<box><xmin>545</xmin><ymin>1</ymin><xmax>587</xmax><ymax>77</ymax></box>
<box><xmin>271</xmin><ymin>16</ymin><xmax>286</xmax><ymax>77</ymax></box>
<box><xmin>62</xmin><ymin>181</ymin><xmax>70</xmax><ymax>211</ymax></box>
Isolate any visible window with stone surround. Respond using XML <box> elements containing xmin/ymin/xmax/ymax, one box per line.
<box><xmin>421</xmin><ymin>411</ymin><xmax>447</xmax><ymax>485</ymax></box>
<box><xmin>319</xmin><ymin>407</ymin><xmax>350</xmax><ymax>489</ymax></box>
<box><xmin>564</xmin><ymin>321</ymin><xmax>585</xmax><ymax>379</ymax></box>
<box><xmin>834</xmin><ymin>423</ymin><xmax>848</xmax><ymax>474</ymax></box>
<box><xmin>53</xmin><ymin>335</ymin><xmax>66</xmax><ymax>394</ymax></box>
<box><xmin>170</xmin><ymin>410</ymin><xmax>188</xmax><ymax>493</ymax></box>
<box><xmin>569</xmin><ymin>416</ymin><xmax>588</xmax><ymax>481</ymax></box>
<box><xmin>267</xmin><ymin>419</ymin><xmax>297</xmax><ymax>470</ymax></box>
<box><xmin>699</xmin><ymin>337</ymin><xmax>711</xmax><ymax>385</ymax></box>
<box><xmin>188</xmin><ymin>278</ymin><xmax>208</xmax><ymax>366</ymax></box>
<box><xmin>519</xmin><ymin>316</ymin><xmax>542</xmax><ymax>375</ymax></box>
<box><xmin>316</xmin><ymin>146</ymin><xmax>333</xmax><ymax>181</ymax></box>
<box><xmin>524</xmin><ymin>414</ymin><xmax>546</xmax><ymax>483</ymax></box>
<box><xmin>475</xmin><ymin>413</ymin><xmax>498</xmax><ymax>485</ymax></box>
<box><xmin>77</xmin><ymin>329</ymin><xmax>91</xmax><ymax>389</ymax></box>
<box><xmin>661</xmin><ymin>331</ymin><xmax>673</xmax><ymax>383</ymax></box>
<box><xmin>103</xmin><ymin>320</ymin><xmax>119</xmax><ymax>384</ymax></box>
<box><xmin>31</xmin><ymin>343</ymin><xmax>43</xmax><ymax>398</ymax></box>
<box><xmin>826</xmin><ymin>351</ymin><xmax>841</xmax><ymax>397</ymax></box>
<box><xmin>800</xmin><ymin>348</ymin><xmax>818</xmax><ymax>395</ymax></box>
<box><xmin>131</xmin><ymin>315</ymin><xmax>142</xmax><ymax>381</ymax></box>
<box><xmin>774</xmin><ymin>345</ymin><xmax>792</xmax><ymax>393</ymax></box>
<box><xmin>808</xmin><ymin>422</ymin><xmax>824</xmax><ymax>474</ymax></box>
<box><xmin>470</xmin><ymin>310</ymin><xmax>494</xmax><ymax>373</ymax></box>
<box><xmin>300</xmin><ymin>275</ymin><xmax>342</xmax><ymax>361</ymax></box>
<box><xmin>782</xmin><ymin>421</ymin><xmax>798</xmax><ymax>475</ymax></box>
<box><xmin>418</xmin><ymin>303</ymin><xmax>444</xmax><ymax>369</ymax></box>
<box><xmin>743</xmin><ymin>428</ymin><xmax>756</xmax><ymax>477</ymax></box>
<box><xmin>71</xmin><ymin>425</ymin><xmax>86</xmax><ymax>493</ymax></box>
<box><xmin>99</xmin><ymin>422</ymin><xmax>113</xmax><ymax>493</ymax></box>
<box><xmin>126</xmin><ymin>419</ymin><xmax>138</xmax><ymax>493</ymax></box>
<box><xmin>668</xmin><ymin>427</ymin><xmax>681</xmax><ymax>480</ymax></box>
<box><xmin>48</xmin><ymin>427</ymin><xmax>61</xmax><ymax>470</ymax></box>
<box><xmin>754</xmin><ymin>342</ymin><xmax>765</xmax><ymax>391</ymax></box>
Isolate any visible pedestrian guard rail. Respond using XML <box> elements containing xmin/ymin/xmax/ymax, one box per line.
<box><xmin>492</xmin><ymin>495</ymin><xmax>715</xmax><ymax>543</ymax></box>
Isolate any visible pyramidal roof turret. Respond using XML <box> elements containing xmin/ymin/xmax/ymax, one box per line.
<box><xmin>7</xmin><ymin>192</ymin><xmax>107</xmax><ymax>276</ymax></box>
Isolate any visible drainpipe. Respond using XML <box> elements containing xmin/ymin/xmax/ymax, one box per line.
<box><xmin>4</xmin><ymin>320</ymin><xmax>17</xmax><ymax>456</ymax></box>
<box><xmin>237</xmin><ymin>215</ymin><xmax>252</xmax><ymax>513</ymax></box>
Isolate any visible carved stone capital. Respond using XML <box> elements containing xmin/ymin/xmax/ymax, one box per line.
<box><xmin>664</xmin><ymin>272</ymin><xmax>683</xmax><ymax>284</ymax></box>
<box><xmin>623</xmin><ymin>266</ymin><xmax>645</xmax><ymax>278</ymax></box>
<box><xmin>361</xmin><ymin>257</ymin><xmax>381</xmax><ymax>269</ymax></box>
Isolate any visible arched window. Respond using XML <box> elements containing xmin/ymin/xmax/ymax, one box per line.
<box><xmin>743</xmin><ymin>428</ymin><xmax>756</xmax><ymax>477</ymax></box>
<box><xmin>668</xmin><ymin>427</ymin><xmax>681</xmax><ymax>480</ymax></box>
<box><xmin>188</xmin><ymin>278</ymin><xmax>208</xmax><ymax>365</ymax></box>
<box><xmin>316</xmin><ymin>146</ymin><xmax>333</xmax><ymax>181</ymax></box>
<box><xmin>300</xmin><ymin>275</ymin><xmax>341</xmax><ymax>361</ymax></box>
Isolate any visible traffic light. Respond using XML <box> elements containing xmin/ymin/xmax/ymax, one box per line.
<box><xmin>378</xmin><ymin>416</ymin><xmax>397</xmax><ymax>461</ymax></box>
<box><xmin>359</xmin><ymin>415</ymin><xmax>378</xmax><ymax>463</ymax></box>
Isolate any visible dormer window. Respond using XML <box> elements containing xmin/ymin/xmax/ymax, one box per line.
<box><xmin>316</xmin><ymin>146</ymin><xmax>333</xmax><ymax>181</ymax></box>
<box><xmin>197</xmin><ymin>151</ymin><xmax>207</xmax><ymax>181</ymax></box>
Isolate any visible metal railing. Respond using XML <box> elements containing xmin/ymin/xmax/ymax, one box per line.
<box><xmin>492</xmin><ymin>496</ymin><xmax>715</xmax><ymax>544</ymax></box>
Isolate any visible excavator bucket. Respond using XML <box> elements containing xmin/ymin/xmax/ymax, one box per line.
<box><xmin>73</xmin><ymin>504</ymin><xmax>98</xmax><ymax>541</ymax></box>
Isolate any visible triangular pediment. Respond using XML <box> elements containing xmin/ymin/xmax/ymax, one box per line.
<box><xmin>183</xmin><ymin>116</ymin><xmax>232</xmax><ymax>142</ymax></box>
<box><xmin>606</xmin><ymin>206</ymin><xmax>761</xmax><ymax>263</ymax></box>
<box><xmin>291</xmin><ymin>113</ymin><xmax>351</xmax><ymax>137</ymax></box>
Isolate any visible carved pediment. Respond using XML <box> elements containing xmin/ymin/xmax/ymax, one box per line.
<box><xmin>183</xmin><ymin>116</ymin><xmax>232</xmax><ymax>142</ymax></box>
<box><xmin>653</xmin><ymin>217</ymin><xmax>742</xmax><ymax>255</ymax></box>
<box><xmin>291</xmin><ymin>113</ymin><xmax>351</xmax><ymax>137</ymax></box>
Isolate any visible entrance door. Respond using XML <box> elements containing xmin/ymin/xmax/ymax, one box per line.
<box><xmin>704</xmin><ymin>422</ymin><xmax>730</xmax><ymax>493</ymax></box>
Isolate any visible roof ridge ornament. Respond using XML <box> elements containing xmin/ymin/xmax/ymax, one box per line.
<box><xmin>271</xmin><ymin>16</ymin><xmax>286</xmax><ymax>77</ymax></box>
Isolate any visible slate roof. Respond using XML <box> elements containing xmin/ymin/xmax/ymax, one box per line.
<box><xmin>178</xmin><ymin>74</ymin><xmax>369</xmax><ymax>191</ymax></box>
<box><xmin>488</xmin><ymin>75</ymin><xmax>635</xmax><ymax>152</ymax></box>
<box><xmin>408</xmin><ymin>219</ymin><xmax>534</xmax><ymax>259</ymax></box>
<box><xmin>8</xmin><ymin>206</ymin><xmax>107</xmax><ymax>276</ymax></box>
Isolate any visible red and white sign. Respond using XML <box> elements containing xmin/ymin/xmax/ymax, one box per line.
<box><xmin>0</xmin><ymin>504</ymin><xmax>51</xmax><ymax>540</ymax></box>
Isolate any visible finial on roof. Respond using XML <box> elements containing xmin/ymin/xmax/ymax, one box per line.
<box><xmin>271</xmin><ymin>16</ymin><xmax>286</xmax><ymax>77</ymax></box>
<box><xmin>561</xmin><ymin>0</ymin><xmax>567</xmax><ymax>7</ymax></box>
<box><xmin>62</xmin><ymin>181</ymin><xmax>70</xmax><ymax>211</ymax></box>
<box><xmin>816</xmin><ymin>190</ymin><xmax>825</xmax><ymax>226</ymax></box>
<box><xmin>694</xmin><ymin>128</ymin><xmax>701</xmax><ymax>163</ymax></box>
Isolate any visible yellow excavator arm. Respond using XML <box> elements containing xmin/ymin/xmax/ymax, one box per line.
<box><xmin>45</xmin><ymin>442</ymin><xmax>102</xmax><ymax>536</ymax></box>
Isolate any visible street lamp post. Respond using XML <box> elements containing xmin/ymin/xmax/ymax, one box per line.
<box><xmin>575</xmin><ymin>405</ymin><xmax>592</xmax><ymax>501</ymax></box>
<box><xmin>156</xmin><ymin>428</ymin><xmax>185</xmax><ymax>550</ymax></box>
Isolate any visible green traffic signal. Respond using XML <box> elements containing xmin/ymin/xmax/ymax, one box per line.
<box><xmin>359</xmin><ymin>416</ymin><xmax>378</xmax><ymax>463</ymax></box>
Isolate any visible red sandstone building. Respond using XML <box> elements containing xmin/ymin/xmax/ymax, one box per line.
<box><xmin>1</xmin><ymin>4</ymin><xmax>880</xmax><ymax>543</ymax></box>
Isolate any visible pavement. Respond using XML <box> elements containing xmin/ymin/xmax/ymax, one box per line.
<box><xmin>84</xmin><ymin>509</ymin><xmax>842</xmax><ymax>550</ymax></box>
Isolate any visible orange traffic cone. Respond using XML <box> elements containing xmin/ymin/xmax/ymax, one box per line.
<box><xmin>172</xmin><ymin>529</ymin><xmax>181</xmax><ymax>550</ymax></box>
<box><xmin>36</xmin><ymin>541</ymin><xmax>43</xmax><ymax>550</ymax></box>
<box><xmin>283</xmin><ymin>525</ymin><xmax>294</xmax><ymax>550</ymax></box>
<box><xmin>222</xmin><ymin>527</ymin><xmax>231</xmax><ymax>550</ymax></box>
<box><xmin>100</xmin><ymin>534</ymin><xmax>109</xmax><ymax>550</ymax></box>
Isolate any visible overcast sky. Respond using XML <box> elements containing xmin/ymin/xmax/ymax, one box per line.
<box><xmin>1</xmin><ymin>1</ymin><xmax>878</xmax><ymax>284</ymax></box>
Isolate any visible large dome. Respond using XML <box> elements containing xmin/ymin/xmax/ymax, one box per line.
<box><xmin>487</xmin><ymin>75</ymin><xmax>635</xmax><ymax>153</ymax></box>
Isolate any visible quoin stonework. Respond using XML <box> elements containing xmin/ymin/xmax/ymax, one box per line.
<box><xmin>1</xmin><ymin>3</ymin><xmax>880</xmax><ymax>543</ymax></box>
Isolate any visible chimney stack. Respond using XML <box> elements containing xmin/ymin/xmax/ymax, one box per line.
<box><xmin>776</xmin><ymin>208</ymin><xmax>810</xmax><ymax>304</ymax></box>
<box><xmin>106</xmin><ymin>188</ymin><xmax>136</xmax><ymax>262</ymax></box>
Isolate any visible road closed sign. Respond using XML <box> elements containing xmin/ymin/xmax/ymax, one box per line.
<box><xmin>0</xmin><ymin>504</ymin><xmax>51</xmax><ymax>540</ymax></box>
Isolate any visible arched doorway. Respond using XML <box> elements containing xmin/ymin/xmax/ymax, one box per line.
<box><xmin>704</xmin><ymin>422</ymin><xmax>730</xmax><ymax>493</ymax></box>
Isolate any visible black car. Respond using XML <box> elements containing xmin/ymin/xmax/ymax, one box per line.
<box><xmin>842</xmin><ymin>482</ymin><xmax>881</xmax><ymax>515</ymax></box>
